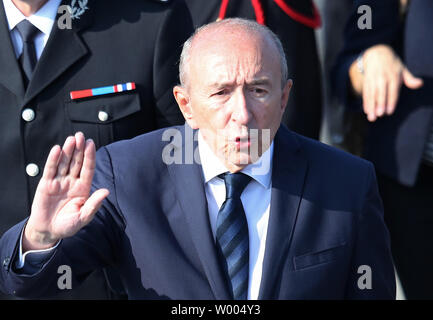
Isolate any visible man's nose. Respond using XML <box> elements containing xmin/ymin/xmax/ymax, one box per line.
<box><xmin>231</xmin><ymin>89</ymin><xmax>252</xmax><ymax>125</ymax></box>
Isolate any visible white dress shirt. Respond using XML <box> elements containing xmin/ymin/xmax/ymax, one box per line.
<box><xmin>198</xmin><ymin>131</ymin><xmax>273</xmax><ymax>300</ymax></box>
<box><xmin>3</xmin><ymin>0</ymin><xmax>61</xmax><ymax>60</ymax></box>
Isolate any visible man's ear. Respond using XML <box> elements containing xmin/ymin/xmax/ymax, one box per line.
<box><xmin>280</xmin><ymin>79</ymin><xmax>293</xmax><ymax>113</ymax></box>
<box><xmin>173</xmin><ymin>85</ymin><xmax>198</xmax><ymax>128</ymax></box>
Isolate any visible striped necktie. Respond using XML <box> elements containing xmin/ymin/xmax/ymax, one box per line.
<box><xmin>216</xmin><ymin>172</ymin><xmax>251</xmax><ymax>300</ymax></box>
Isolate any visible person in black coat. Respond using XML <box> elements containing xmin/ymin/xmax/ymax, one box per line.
<box><xmin>0</xmin><ymin>0</ymin><xmax>193</xmax><ymax>299</ymax></box>
<box><xmin>333</xmin><ymin>0</ymin><xmax>433</xmax><ymax>299</ymax></box>
<box><xmin>184</xmin><ymin>0</ymin><xmax>323</xmax><ymax>140</ymax></box>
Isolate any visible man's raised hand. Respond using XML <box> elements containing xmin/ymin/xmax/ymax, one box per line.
<box><xmin>23</xmin><ymin>132</ymin><xmax>109</xmax><ymax>251</ymax></box>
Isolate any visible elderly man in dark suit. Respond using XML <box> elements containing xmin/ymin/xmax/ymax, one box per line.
<box><xmin>0</xmin><ymin>0</ymin><xmax>193</xmax><ymax>298</ymax></box>
<box><xmin>0</xmin><ymin>18</ymin><xmax>395</xmax><ymax>300</ymax></box>
<box><xmin>333</xmin><ymin>0</ymin><xmax>433</xmax><ymax>299</ymax></box>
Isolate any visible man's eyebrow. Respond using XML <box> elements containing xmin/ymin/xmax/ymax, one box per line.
<box><xmin>248</xmin><ymin>78</ymin><xmax>272</xmax><ymax>86</ymax></box>
<box><xmin>207</xmin><ymin>81</ymin><xmax>235</xmax><ymax>89</ymax></box>
<box><xmin>208</xmin><ymin>78</ymin><xmax>272</xmax><ymax>88</ymax></box>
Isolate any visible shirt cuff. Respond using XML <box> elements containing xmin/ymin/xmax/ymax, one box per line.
<box><xmin>15</xmin><ymin>226</ymin><xmax>60</xmax><ymax>270</ymax></box>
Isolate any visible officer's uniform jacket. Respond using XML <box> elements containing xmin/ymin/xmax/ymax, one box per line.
<box><xmin>0</xmin><ymin>0</ymin><xmax>193</xmax><ymax>236</ymax></box>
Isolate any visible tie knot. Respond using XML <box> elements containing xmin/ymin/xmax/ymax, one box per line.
<box><xmin>15</xmin><ymin>20</ymin><xmax>40</xmax><ymax>43</ymax></box>
<box><xmin>222</xmin><ymin>172</ymin><xmax>251</xmax><ymax>199</ymax></box>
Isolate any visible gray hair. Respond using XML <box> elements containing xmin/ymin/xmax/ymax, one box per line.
<box><xmin>179</xmin><ymin>18</ymin><xmax>288</xmax><ymax>89</ymax></box>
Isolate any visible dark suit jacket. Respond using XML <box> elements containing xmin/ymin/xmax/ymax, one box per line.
<box><xmin>332</xmin><ymin>0</ymin><xmax>433</xmax><ymax>187</ymax></box>
<box><xmin>0</xmin><ymin>125</ymin><xmax>395</xmax><ymax>299</ymax></box>
<box><xmin>0</xmin><ymin>0</ymin><xmax>193</xmax><ymax>237</ymax></box>
<box><xmin>185</xmin><ymin>0</ymin><xmax>323</xmax><ymax>140</ymax></box>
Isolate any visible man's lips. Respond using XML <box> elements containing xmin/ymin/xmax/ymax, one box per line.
<box><xmin>235</xmin><ymin>136</ymin><xmax>251</xmax><ymax>148</ymax></box>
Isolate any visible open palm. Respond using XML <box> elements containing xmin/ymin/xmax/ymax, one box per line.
<box><xmin>24</xmin><ymin>132</ymin><xmax>109</xmax><ymax>251</ymax></box>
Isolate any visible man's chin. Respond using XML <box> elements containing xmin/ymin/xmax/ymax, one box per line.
<box><xmin>226</xmin><ymin>153</ymin><xmax>258</xmax><ymax>169</ymax></box>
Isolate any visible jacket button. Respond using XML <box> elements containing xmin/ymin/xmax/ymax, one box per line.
<box><xmin>98</xmin><ymin>111</ymin><xmax>109</xmax><ymax>122</ymax></box>
<box><xmin>22</xmin><ymin>108</ymin><xmax>36</xmax><ymax>122</ymax></box>
<box><xmin>26</xmin><ymin>163</ymin><xmax>40</xmax><ymax>177</ymax></box>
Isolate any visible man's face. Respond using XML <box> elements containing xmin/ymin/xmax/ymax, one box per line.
<box><xmin>174</xmin><ymin>28</ymin><xmax>292</xmax><ymax>172</ymax></box>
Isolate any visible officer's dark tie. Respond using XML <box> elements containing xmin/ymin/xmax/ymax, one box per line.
<box><xmin>216</xmin><ymin>172</ymin><xmax>251</xmax><ymax>300</ymax></box>
<box><xmin>15</xmin><ymin>20</ymin><xmax>40</xmax><ymax>86</ymax></box>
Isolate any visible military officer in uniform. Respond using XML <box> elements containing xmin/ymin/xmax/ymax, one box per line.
<box><xmin>184</xmin><ymin>0</ymin><xmax>323</xmax><ymax>140</ymax></box>
<box><xmin>0</xmin><ymin>0</ymin><xmax>193</xmax><ymax>298</ymax></box>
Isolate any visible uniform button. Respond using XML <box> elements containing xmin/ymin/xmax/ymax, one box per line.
<box><xmin>98</xmin><ymin>111</ymin><xmax>109</xmax><ymax>122</ymax></box>
<box><xmin>26</xmin><ymin>163</ymin><xmax>40</xmax><ymax>177</ymax></box>
<box><xmin>22</xmin><ymin>108</ymin><xmax>35</xmax><ymax>122</ymax></box>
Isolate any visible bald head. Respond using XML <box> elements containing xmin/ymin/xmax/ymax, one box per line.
<box><xmin>179</xmin><ymin>18</ymin><xmax>288</xmax><ymax>89</ymax></box>
<box><xmin>172</xmin><ymin>18</ymin><xmax>293</xmax><ymax>172</ymax></box>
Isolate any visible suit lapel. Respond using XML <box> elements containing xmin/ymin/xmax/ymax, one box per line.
<box><xmin>258</xmin><ymin>126</ymin><xmax>308</xmax><ymax>299</ymax></box>
<box><xmin>23</xmin><ymin>1</ymin><xmax>92</xmax><ymax>106</ymax></box>
<box><xmin>166</xmin><ymin>125</ymin><xmax>232</xmax><ymax>300</ymax></box>
<box><xmin>0</xmin><ymin>1</ymin><xmax>25</xmax><ymax>100</ymax></box>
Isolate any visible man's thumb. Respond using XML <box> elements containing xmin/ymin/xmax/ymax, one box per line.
<box><xmin>80</xmin><ymin>188</ymin><xmax>109</xmax><ymax>225</ymax></box>
<box><xmin>403</xmin><ymin>68</ymin><xmax>424</xmax><ymax>89</ymax></box>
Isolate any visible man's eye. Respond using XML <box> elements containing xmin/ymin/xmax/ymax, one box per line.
<box><xmin>213</xmin><ymin>89</ymin><xmax>228</xmax><ymax>96</ymax></box>
<box><xmin>251</xmin><ymin>88</ymin><xmax>267</xmax><ymax>95</ymax></box>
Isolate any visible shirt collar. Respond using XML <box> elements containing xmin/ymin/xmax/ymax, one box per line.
<box><xmin>198</xmin><ymin>130</ymin><xmax>273</xmax><ymax>189</ymax></box>
<box><xmin>3</xmin><ymin>0</ymin><xmax>61</xmax><ymax>35</ymax></box>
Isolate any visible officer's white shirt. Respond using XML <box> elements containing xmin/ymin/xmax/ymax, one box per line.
<box><xmin>198</xmin><ymin>131</ymin><xmax>273</xmax><ymax>300</ymax></box>
<box><xmin>3</xmin><ymin>0</ymin><xmax>61</xmax><ymax>60</ymax></box>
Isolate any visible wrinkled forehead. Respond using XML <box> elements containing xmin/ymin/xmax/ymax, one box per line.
<box><xmin>196</xmin><ymin>51</ymin><xmax>266</xmax><ymax>86</ymax></box>
<box><xmin>189</xmin><ymin>27</ymin><xmax>280</xmax><ymax>86</ymax></box>
<box><xmin>191</xmin><ymin>24</ymin><xmax>271</xmax><ymax>58</ymax></box>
